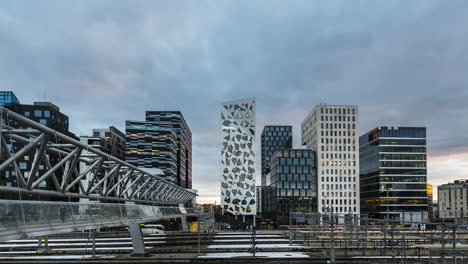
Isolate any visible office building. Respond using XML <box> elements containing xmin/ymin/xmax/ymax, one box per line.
<box><xmin>360</xmin><ymin>126</ymin><xmax>428</xmax><ymax>221</ymax></box>
<box><xmin>220</xmin><ymin>98</ymin><xmax>256</xmax><ymax>215</ymax></box>
<box><xmin>261</xmin><ymin>126</ymin><xmax>292</xmax><ymax>186</ymax></box>
<box><xmin>263</xmin><ymin>149</ymin><xmax>317</xmax><ymax>224</ymax></box>
<box><xmin>125</xmin><ymin>120</ymin><xmax>178</xmax><ymax>183</ymax></box>
<box><xmin>301</xmin><ymin>104</ymin><xmax>360</xmax><ymax>217</ymax></box>
<box><xmin>146</xmin><ymin>111</ymin><xmax>192</xmax><ymax>189</ymax></box>
<box><xmin>438</xmin><ymin>180</ymin><xmax>468</xmax><ymax>222</ymax></box>
<box><xmin>0</xmin><ymin>91</ymin><xmax>78</xmax><ymax>199</ymax></box>
<box><xmin>80</xmin><ymin>127</ymin><xmax>126</xmax><ymax>160</ymax></box>
<box><xmin>125</xmin><ymin>111</ymin><xmax>192</xmax><ymax>189</ymax></box>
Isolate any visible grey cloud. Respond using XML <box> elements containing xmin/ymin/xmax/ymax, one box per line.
<box><xmin>1</xmin><ymin>0</ymin><xmax>468</xmax><ymax>201</ymax></box>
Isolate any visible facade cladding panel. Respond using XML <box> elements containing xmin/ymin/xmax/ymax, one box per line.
<box><xmin>301</xmin><ymin>104</ymin><xmax>360</xmax><ymax>217</ymax></box>
<box><xmin>125</xmin><ymin>120</ymin><xmax>177</xmax><ymax>183</ymax></box>
<box><xmin>145</xmin><ymin>111</ymin><xmax>192</xmax><ymax>189</ymax></box>
<box><xmin>0</xmin><ymin>92</ymin><xmax>79</xmax><ymax>200</ymax></box>
<box><xmin>264</xmin><ymin>149</ymin><xmax>317</xmax><ymax>224</ymax></box>
<box><xmin>261</xmin><ymin>126</ymin><xmax>292</xmax><ymax>186</ymax></box>
<box><xmin>220</xmin><ymin>98</ymin><xmax>256</xmax><ymax>215</ymax></box>
<box><xmin>359</xmin><ymin>126</ymin><xmax>428</xmax><ymax>221</ymax></box>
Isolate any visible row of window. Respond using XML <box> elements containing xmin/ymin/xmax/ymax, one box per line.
<box><xmin>275</xmin><ymin>165</ymin><xmax>315</xmax><ymax>174</ymax></box>
<box><xmin>320</xmin><ymin>107</ymin><xmax>356</xmax><ymax>115</ymax></box>
<box><xmin>322</xmin><ymin>206</ymin><xmax>357</xmax><ymax>213</ymax></box>
<box><xmin>273</xmin><ymin>158</ymin><xmax>314</xmax><ymax>166</ymax></box>
<box><xmin>321</xmin><ymin>145</ymin><xmax>357</xmax><ymax>152</ymax></box>
<box><xmin>322</xmin><ymin>199</ymin><xmax>357</xmax><ymax>205</ymax></box>
<box><xmin>322</xmin><ymin>184</ymin><xmax>357</xmax><ymax>190</ymax></box>
<box><xmin>322</xmin><ymin>176</ymin><xmax>357</xmax><ymax>183</ymax></box>
<box><xmin>380</xmin><ymin>161</ymin><xmax>426</xmax><ymax>168</ymax></box>
<box><xmin>321</xmin><ymin>123</ymin><xmax>356</xmax><ymax>130</ymax></box>
<box><xmin>275</xmin><ymin>189</ymin><xmax>316</xmax><ymax>197</ymax></box>
<box><xmin>275</xmin><ymin>181</ymin><xmax>317</xmax><ymax>189</ymax></box>
<box><xmin>321</xmin><ymin>160</ymin><xmax>357</xmax><ymax>166</ymax></box>
<box><xmin>321</xmin><ymin>153</ymin><xmax>356</xmax><ymax>160</ymax></box>
<box><xmin>320</xmin><ymin>115</ymin><xmax>356</xmax><ymax>122</ymax></box>
<box><xmin>320</xmin><ymin>168</ymin><xmax>358</xmax><ymax>176</ymax></box>
<box><xmin>262</xmin><ymin>131</ymin><xmax>292</xmax><ymax>137</ymax></box>
<box><xmin>273</xmin><ymin>173</ymin><xmax>317</xmax><ymax>182</ymax></box>
<box><xmin>321</xmin><ymin>130</ymin><xmax>356</xmax><ymax>137</ymax></box>
<box><xmin>322</xmin><ymin>191</ymin><xmax>358</xmax><ymax>198</ymax></box>
<box><xmin>321</xmin><ymin>137</ymin><xmax>356</xmax><ymax>145</ymax></box>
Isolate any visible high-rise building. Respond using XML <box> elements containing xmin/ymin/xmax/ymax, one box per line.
<box><xmin>261</xmin><ymin>126</ymin><xmax>292</xmax><ymax>186</ymax></box>
<box><xmin>263</xmin><ymin>149</ymin><xmax>317</xmax><ymax>224</ymax></box>
<box><xmin>0</xmin><ymin>91</ymin><xmax>78</xmax><ymax>199</ymax></box>
<box><xmin>80</xmin><ymin>127</ymin><xmax>126</xmax><ymax>160</ymax></box>
<box><xmin>125</xmin><ymin>111</ymin><xmax>192</xmax><ymax>188</ymax></box>
<box><xmin>301</xmin><ymin>104</ymin><xmax>360</xmax><ymax>217</ymax></box>
<box><xmin>125</xmin><ymin>120</ymin><xmax>178</xmax><ymax>183</ymax></box>
<box><xmin>145</xmin><ymin>112</ymin><xmax>192</xmax><ymax>189</ymax></box>
<box><xmin>360</xmin><ymin>126</ymin><xmax>428</xmax><ymax>221</ymax></box>
<box><xmin>220</xmin><ymin>98</ymin><xmax>256</xmax><ymax>215</ymax></box>
<box><xmin>438</xmin><ymin>180</ymin><xmax>468</xmax><ymax>222</ymax></box>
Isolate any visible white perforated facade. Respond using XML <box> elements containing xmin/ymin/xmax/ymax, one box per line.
<box><xmin>220</xmin><ymin>98</ymin><xmax>256</xmax><ymax>215</ymax></box>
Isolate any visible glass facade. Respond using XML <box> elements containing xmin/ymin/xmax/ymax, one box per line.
<box><xmin>0</xmin><ymin>91</ymin><xmax>20</xmax><ymax>106</ymax></box>
<box><xmin>146</xmin><ymin>111</ymin><xmax>192</xmax><ymax>189</ymax></box>
<box><xmin>359</xmin><ymin>126</ymin><xmax>428</xmax><ymax>220</ymax></box>
<box><xmin>125</xmin><ymin>111</ymin><xmax>192</xmax><ymax>189</ymax></box>
<box><xmin>125</xmin><ymin>120</ymin><xmax>178</xmax><ymax>183</ymax></box>
<box><xmin>263</xmin><ymin>149</ymin><xmax>317</xmax><ymax>224</ymax></box>
<box><xmin>261</xmin><ymin>126</ymin><xmax>292</xmax><ymax>186</ymax></box>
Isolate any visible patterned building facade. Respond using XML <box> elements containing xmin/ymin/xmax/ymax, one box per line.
<box><xmin>220</xmin><ymin>99</ymin><xmax>256</xmax><ymax>215</ymax></box>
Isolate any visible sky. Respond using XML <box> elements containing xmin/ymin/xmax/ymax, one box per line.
<box><xmin>1</xmin><ymin>1</ymin><xmax>467</xmax><ymax>203</ymax></box>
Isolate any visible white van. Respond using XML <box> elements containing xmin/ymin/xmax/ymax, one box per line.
<box><xmin>141</xmin><ymin>224</ymin><xmax>165</xmax><ymax>234</ymax></box>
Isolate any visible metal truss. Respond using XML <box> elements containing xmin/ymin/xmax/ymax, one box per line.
<box><xmin>0</xmin><ymin>106</ymin><xmax>196</xmax><ymax>205</ymax></box>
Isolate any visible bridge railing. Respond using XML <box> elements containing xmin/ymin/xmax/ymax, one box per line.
<box><xmin>0</xmin><ymin>200</ymin><xmax>194</xmax><ymax>241</ymax></box>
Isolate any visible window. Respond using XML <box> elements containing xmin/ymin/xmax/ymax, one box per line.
<box><xmin>25</xmin><ymin>112</ymin><xmax>30</xmax><ymax>116</ymax></box>
<box><xmin>34</xmin><ymin>110</ymin><xmax>42</xmax><ymax>117</ymax></box>
<box><xmin>44</xmin><ymin>110</ymin><xmax>50</xmax><ymax>117</ymax></box>
<box><xmin>39</xmin><ymin>119</ymin><xmax>47</xmax><ymax>126</ymax></box>
<box><xmin>19</xmin><ymin>162</ymin><xmax>27</xmax><ymax>169</ymax></box>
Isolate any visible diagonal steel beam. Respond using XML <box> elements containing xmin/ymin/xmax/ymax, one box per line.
<box><xmin>31</xmin><ymin>147</ymin><xmax>81</xmax><ymax>190</ymax></box>
<box><xmin>26</xmin><ymin>135</ymin><xmax>49</xmax><ymax>189</ymax></box>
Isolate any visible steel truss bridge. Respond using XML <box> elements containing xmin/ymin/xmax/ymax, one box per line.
<box><xmin>0</xmin><ymin>106</ymin><xmax>206</xmax><ymax>254</ymax></box>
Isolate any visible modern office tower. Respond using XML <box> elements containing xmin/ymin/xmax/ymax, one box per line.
<box><xmin>125</xmin><ymin>120</ymin><xmax>178</xmax><ymax>183</ymax></box>
<box><xmin>263</xmin><ymin>149</ymin><xmax>317</xmax><ymax>224</ymax></box>
<box><xmin>0</xmin><ymin>91</ymin><xmax>20</xmax><ymax>105</ymax></box>
<box><xmin>301</xmin><ymin>104</ymin><xmax>360</xmax><ymax>217</ymax></box>
<box><xmin>220</xmin><ymin>98</ymin><xmax>256</xmax><ymax>215</ymax></box>
<box><xmin>145</xmin><ymin>111</ymin><xmax>192</xmax><ymax>189</ymax></box>
<box><xmin>438</xmin><ymin>180</ymin><xmax>468</xmax><ymax>222</ymax></box>
<box><xmin>261</xmin><ymin>126</ymin><xmax>292</xmax><ymax>186</ymax></box>
<box><xmin>80</xmin><ymin>127</ymin><xmax>126</xmax><ymax>160</ymax></box>
<box><xmin>360</xmin><ymin>126</ymin><xmax>428</xmax><ymax>221</ymax></box>
<box><xmin>0</xmin><ymin>92</ymin><xmax>78</xmax><ymax>199</ymax></box>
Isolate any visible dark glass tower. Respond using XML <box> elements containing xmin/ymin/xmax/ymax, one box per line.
<box><xmin>359</xmin><ymin>126</ymin><xmax>428</xmax><ymax>221</ymax></box>
<box><xmin>145</xmin><ymin>111</ymin><xmax>192</xmax><ymax>189</ymax></box>
<box><xmin>125</xmin><ymin>120</ymin><xmax>177</xmax><ymax>183</ymax></box>
<box><xmin>261</xmin><ymin>126</ymin><xmax>292</xmax><ymax>186</ymax></box>
<box><xmin>125</xmin><ymin>111</ymin><xmax>192</xmax><ymax>189</ymax></box>
<box><xmin>0</xmin><ymin>92</ymin><xmax>78</xmax><ymax>199</ymax></box>
<box><xmin>263</xmin><ymin>149</ymin><xmax>317</xmax><ymax>225</ymax></box>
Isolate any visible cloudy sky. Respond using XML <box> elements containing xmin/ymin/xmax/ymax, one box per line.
<box><xmin>1</xmin><ymin>1</ymin><xmax>467</xmax><ymax>203</ymax></box>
